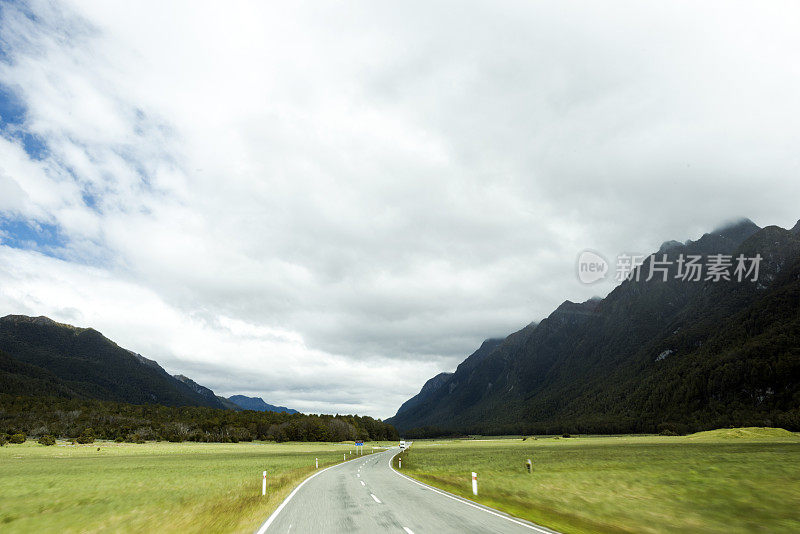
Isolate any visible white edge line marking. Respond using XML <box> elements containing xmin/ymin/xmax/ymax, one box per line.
<box><xmin>360</xmin><ymin>480</ymin><xmax>365</xmax><ymax>486</ymax></box>
<box><xmin>370</xmin><ymin>493</ymin><xmax>382</xmax><ymax>503</ymax></box>
<box><xmin>256</xmin><ymin>454</ymin><xmax>366</xmax><ymax>534</ymax></box>
<box><xmin>403</xmin><ymin>528</ymin><xmax>414</xmax><ymax>534</ymax></box>
<box><xmin>389</xmin><ymin>451</ymin><xmax>555</xmax><ymax>534</ymax></box>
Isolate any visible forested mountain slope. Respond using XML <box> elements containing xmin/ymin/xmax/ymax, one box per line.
<box><xmin>388</xmin><ymin>219</ymin><xmax>800</xmax><ymax>435</ymax></box>
<box><xmin>0</xmin><ymin>315</ymin><xmax>228</xmax><ymax>408</ymax></box>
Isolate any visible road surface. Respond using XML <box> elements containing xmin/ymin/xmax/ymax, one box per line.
<box><xmin>257</xmin><ymin>447</ymin><xmax>558</xmax><ymax>534</ymax></box>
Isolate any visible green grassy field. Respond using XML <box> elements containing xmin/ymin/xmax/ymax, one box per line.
<box><xmin>395</xmin><ymin>428</ymin><xmax>800</xmax><ymax>534</ymax></box>
<box><xmin>0</xmin><ymin>440</ymin><xmax>387</xmax><ymax>533</ymax></box>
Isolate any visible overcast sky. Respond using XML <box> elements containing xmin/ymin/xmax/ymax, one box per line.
<box><xmin>1</xmin><ymin>1</ymin><xmax>799</xmax><ymax>418</ymax></box>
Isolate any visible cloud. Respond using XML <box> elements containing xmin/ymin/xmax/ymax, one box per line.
<box><xmin>0</xmin><ymin>245</ymin><xmax>437</xmax><ymax>415</ymax></box>
<box><xmin>0</xmin><ymin>0</ymin><xmax>799</xmax><ymax>417</ymax></box>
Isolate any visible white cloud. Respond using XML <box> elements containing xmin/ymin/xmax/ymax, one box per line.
<box><xmin>0</xmin><ymin>245</ymin><xmax>437</xmax><ymax>415</ymax></box>
<box><xmin>0</xmin><ymin>1</ymin><xmax>799</xmax><ymax>417</ymax></box>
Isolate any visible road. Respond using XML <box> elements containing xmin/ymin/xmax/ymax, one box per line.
<box><xmin>256</xmin><ymin>447</ymin><xmax>558</xmax><ymax>534</ymax></box>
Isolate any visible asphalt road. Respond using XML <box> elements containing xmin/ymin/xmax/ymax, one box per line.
<box><xmin>257</xmin><ymin>447</ymin><xmax>558</xmax><ymax>534</ymax></box>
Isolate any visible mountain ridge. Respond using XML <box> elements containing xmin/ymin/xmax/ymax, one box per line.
<box><xmin>387</xmin><ymin>219</ymin><xmax>800</xmax><ymax>435</ymax></box>
<box><xmin>0</xmin><ymin>315</ymin><xmax>295</xmax><ymax>413</ymax></box>
<box><xmin>0</xmin><ymin>314</ymin><xmax>226</xmax><ymax>408</ymax></box>
<box><xmin>227</xmin><ymin>395</ymin><xmax>298</xmax><ymax>414</ymax></box>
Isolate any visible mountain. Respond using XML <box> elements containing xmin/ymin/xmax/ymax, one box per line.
<box><xmin>172</xmin><ymin>374</ymin><xmax>242</xmax><ymax>409</ymax></box>
<box><xmin>387</xmin><ymin>219</ymin><xmax>800</xmax><ymax>435</ymax></box>
<box><xmin>0</xmin><ymin>348</ymin><xmax>78</xmax><ymax>398</ymax></box>
<box><xmin>452</xmin><ymin>338</ymin><xmax>505</xmax><ymax>375</ymax></box>
<box><xmin>216</xmin><ymin>396</ymin><xmax>242</xmax><ymax>410</ymax></box>
<box><xmin>0</xmin><ymin>315</ymin><xmax>227</xmax><ymax>409</ymax></box>
<box><xmin>228</xmin><ymin>395</ymin><xmax>298</xmax><ymax>414</ymax></box>
<box><xmin>395</xmin><ymin>372</ymin><xmax>454</xmax><ymax>416</ymax></box>
<box><xmin>394</xmin><ymin>338</ymin><xmax>504</xmax><ymax>418</ymax></box>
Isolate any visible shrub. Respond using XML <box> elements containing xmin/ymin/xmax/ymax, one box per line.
<box><xmin>0</xmin><ymin>435</ymin><xmax>7</xmax><ymax>446</ymax></box>
<box><xmin>38</xmin><ymin>435</ymin><xmax>56</xmax><ymax>446</ymax></box>
<box><xmin>657</xmin><ymin>422</ymin><xmax>684</xmax><ymax>436</ymax></box>
<box><xmin>9</xmin><ymin>433</ymin><xmax>26</xmax><ymax>444</ymax></box>
<box><xmin>76</xmin><ymin>428</ymin><xmax>95</xmax><ymax>444</ymax></box>
<box><xmin>126</xmin><ymin>433</ymin><xmax>145</xmax><ymax>444</ymax></box>
<box><xmin>562</xmin><ymin>433</ymin><xmax>572</xmax><ymax>438</ymax></box>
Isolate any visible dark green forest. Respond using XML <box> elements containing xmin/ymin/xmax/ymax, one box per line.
<box><xmin>0</xmin><ymin>394</ymin><xmax>398</xmax><ymax>443</ymax></box>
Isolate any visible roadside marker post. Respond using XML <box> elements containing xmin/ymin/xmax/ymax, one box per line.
<box><xmin>472</xmin><ymin>472</ymin><xmax>478</xmax><ymax>496</ymax></box>
<box><xmin>526</xmin><ymin>459</ymin><xmax>532</xmax><ymax>473</ymax></box>
<box><xmin>343</xmin><ymin>454</ymin><xmax>346</xmax><ymax>461</ymax></box>
<box><xmin>315</xmin><ymin>458</ymin><xmax>318</xmax><ymax>469</ymax></box>
<box><xmin>262</xmin><ymin>471</ymin><xmax>267</xmax><ymax>496</ymax></box>
<box><xmin>399</xmin><ymin>458</ymin><xmax>402</xmax><ymax>469</ymax></box>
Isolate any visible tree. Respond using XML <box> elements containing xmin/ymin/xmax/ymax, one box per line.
<box><xmin>0</xmin><ymin>393</ymin><xmax>401</xmax><ymax>443</ymax></box>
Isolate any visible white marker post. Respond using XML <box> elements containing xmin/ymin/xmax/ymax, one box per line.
<box><xmin>262</xmin><ymin>471</ymin><xmax>267</xmax><ymax>496</ymax></box>
<box><xmin>471</xmin><ymin>472</ymin><xmax>478</xmax><ymax>496</ymax></box>
<box><xmin>343</xmin><ymin>453</ymin><xmax>346</xmax><ymax>461</ymax></box>
<box><xmin>399</xmin><ymin>458</ymin><xmax>402</xmax><ymax>469</ymax></box>
<box><xmin>315</xmin><ymin>458</ymin><xmax>318</xmax><ymax>469</ymax></box>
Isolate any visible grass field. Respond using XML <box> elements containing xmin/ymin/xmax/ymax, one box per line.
<box><xmin>0</xmin><ymin>440</ymin><xmax>387</xmax><ymax>533</ymax></box>
<box><xmin>394</xmin><ymin>428</ymin><xmax>800</xmax><ymax>534</ymax></box>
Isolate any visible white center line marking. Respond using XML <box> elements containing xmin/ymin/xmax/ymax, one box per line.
<box><xmin>360</xmin><ymin>481</ymin><xmax>365</xmax><ymax>486</ymax></box>
<box><xmin>403</xmin><ymin>528</ymin><xmax>414</xmax><ymax>534</ymax></box>
<box><xmin>357</xmin><ymin>474</ymin><xmax>360</xmax><ymax>477</ymax></box>
<box><xmin>370</xmin><ymin>493</ymin><xmax>382</xmax><ymax>504</ymax></box>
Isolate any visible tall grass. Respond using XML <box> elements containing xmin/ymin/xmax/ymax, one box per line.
<box><xmin>396</xmin><ymin>429</ymin><xmax>800</xmax><ymax>534</ymax></box>
<box><xmin>0</xmin><ymin>440</ymin><xmax>383</xmax><ymax>533</ymax></box>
